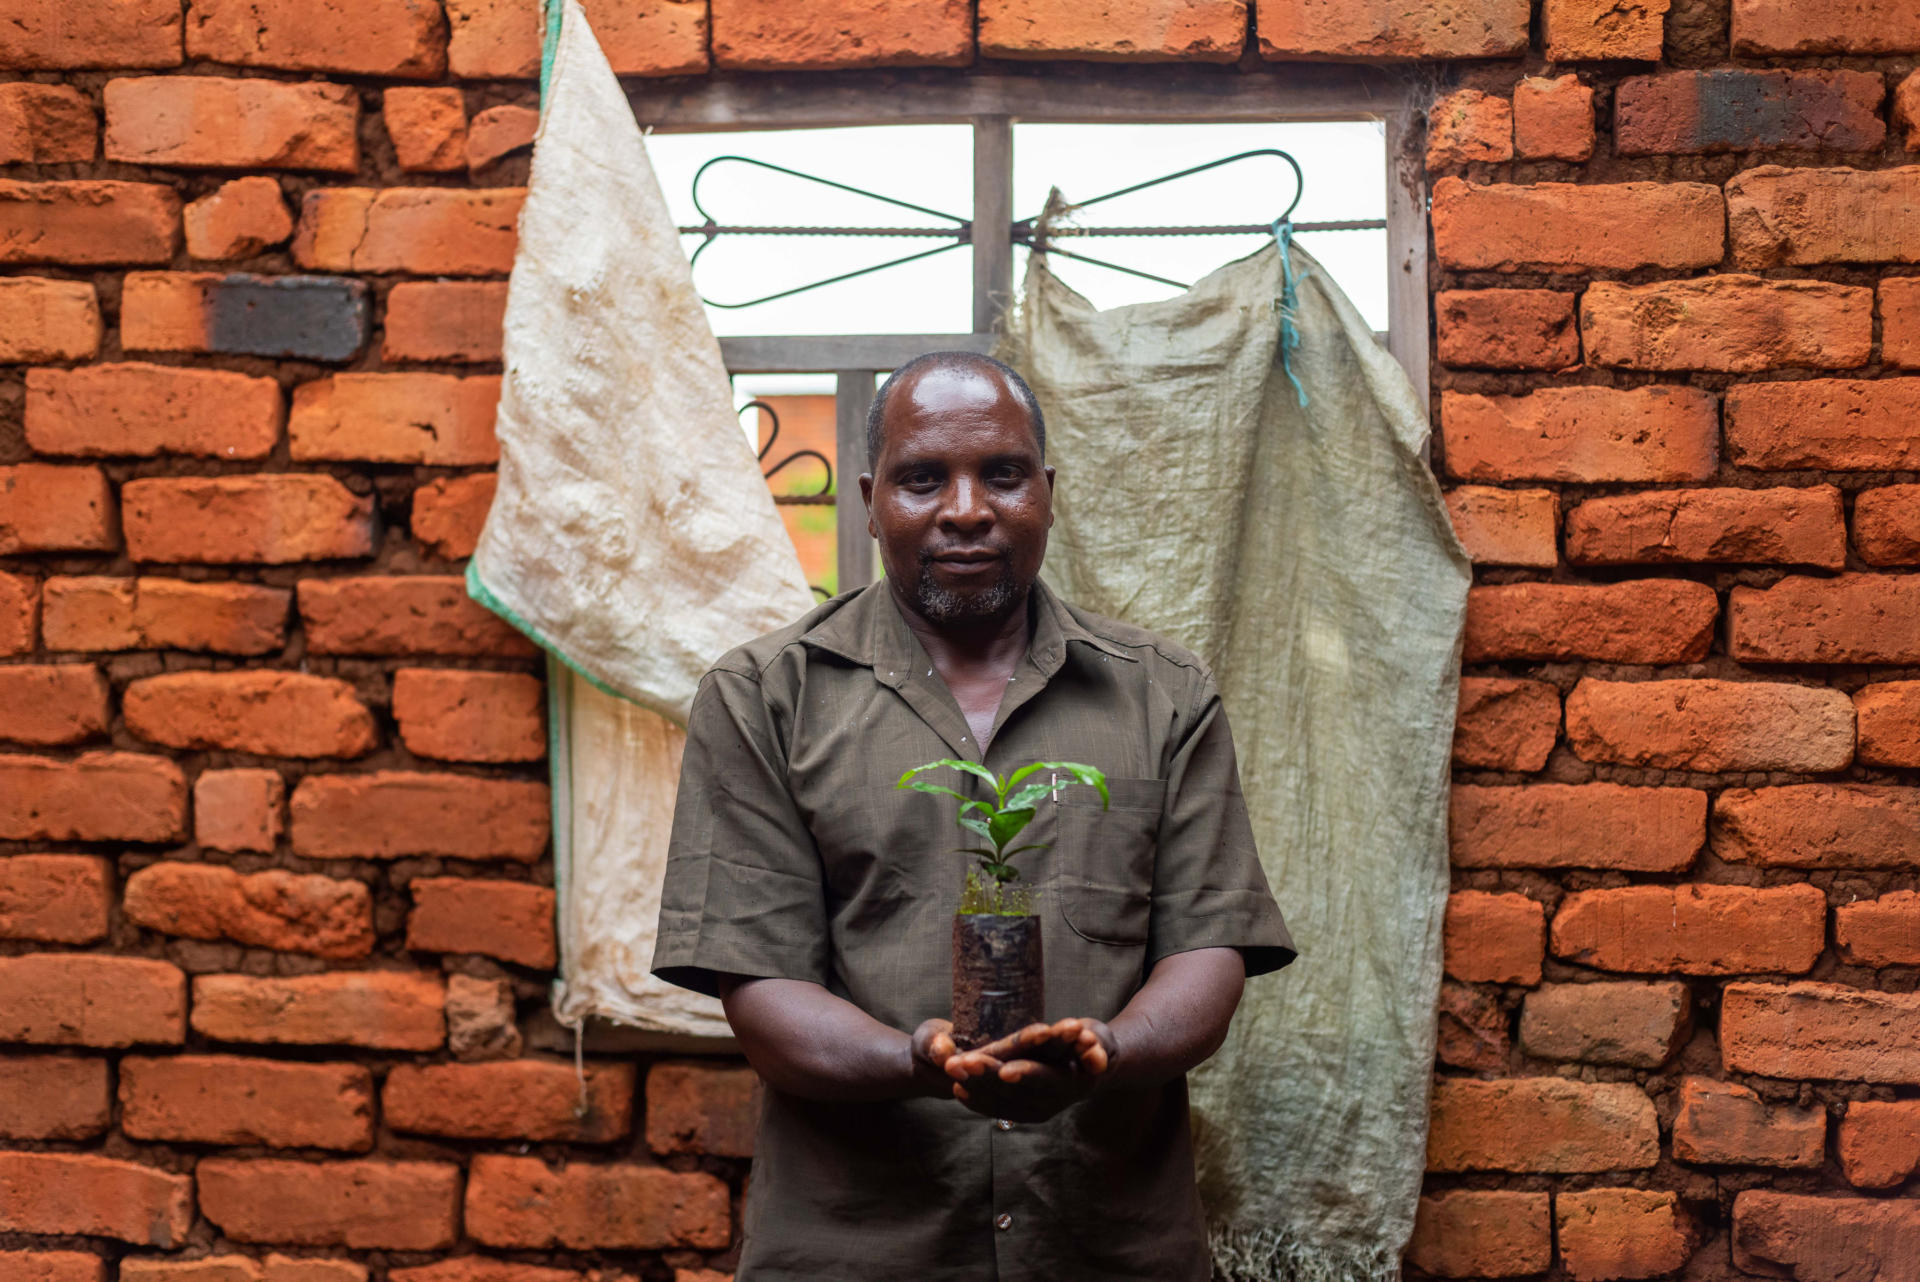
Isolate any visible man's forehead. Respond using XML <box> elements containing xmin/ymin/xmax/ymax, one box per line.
<box><xmin>889</xmin><ymin>362</ymin><xmax>1024</xmax><ymax>418</ymax></box>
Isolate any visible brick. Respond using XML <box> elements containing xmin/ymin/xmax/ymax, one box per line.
<box><xmin>1583</xmin><ymin>276</ymin><xmax>1871</xmax><ymax>372</ymax></box>
<box><xmin>384</xmin><ymin>87</ymin><xmax>466</xmax><ymax>172</ymax></box>
<box><xmin>1900</xmin><ymin>72</ymin><xmax>1920</xmax><ymax>150</ymax></box>
<box><xmin>1726</xmin><ymin>982</ymin><xmax>1920</xmax><ymax>1081</ymax></box>
<box><xmin>0</xmin><ymin>0</ymin><xmax>182</xmax><ymax>68</ymax></box>
<box><xmin>711</xmin><ymin>0</ymin><xmax>970</xmax><ymax>70</ymax></box>
<box><xmin>466</xmin><ymin>104</ymin><xmax>537</xmax><ymax>169</ymax></box>
<box><xmin>647</xmin><ymin>1062</ymin><xmax>759</xmax><ymax>1158</ymax></box>
<box><xmin>1854</xmin><ymin>484</ymin><xmax>1920</xmax><ymax>565</ymax></box>
<box><xmin>1406</xmin><ymin>1191</ymin><xmax>1549</xmax><ymax>1278</ymax></box>
<box><xmin>0</xmin><ymin>1254</ymin><xmax>103</xmax><ymax>1282</ymax></box>
<box><xmin>122</xmin><ymin>273</ymin><xmax>369</xmax><ymax>363</ymax></box>
<box><xmin>0</xmin><ymin>752</ymin><xmax>187</xmax><ymax>842</ymax></box>
<box><xmin>42</xmin><ymin>576</ymin><xmax>290</xmax><ymax>655</ymax></box>
<box><xmin>411</xmin><ymin>472</ymin><xmax>497</xmax><ymax>558</ymax></box>
<box><xmin>191</xmin><ymin>971</ymin><xmax>445</xmax><ymax>1051</ymax></box>
<box><xmin>1553</xmin><ymin>883</ymin><xmax>1825</xmax><ymax>976</ymax></box>
<box><xmin>465</xmin><ymin>1154</ymin><xmax>731</xmax><ymax>1248</ymax></box>
<box><xmin>299</xmin><ymin>576</ymin><xmax>536</xmax><ymax>656</ymax></box>
<box><xmin>1564</xmin><ymin>677</ymin><xmax>1854</xmax><ymax>772</ymax></box>
<box><xmin>1443</xmin><ymin>487</ymin><xmax>1555</xmax><ymax>568</ymax></box>
<box><xmin>265</xmin><ymin>1260</ymin><xmax>365</xmax><ymax>1282</ymax></box>
<box><xmin>1443</xmin><ymin>890</ymin><xmax>1543</xmax><ymax>986</ymax></box>
<box><xmin>446</xmin><ymin>973</ymin><xmax>522</xmax><ymax>1061</ymax></box>
<box><xmin>0</xmin><ymin>855</ymin><xmax>110</xmax><ymax>945</ymax></box>
<box><xmin>1435</xmin><ymin>982</ymin><xmax>1509</xmax><ymax>1071</ymax></box>
<box><xmin>0</xmin><ymin>573</ymin><xmax>34</xmax><ymax>656</ymax></box>
<box><xmin>979</xmin><ymin>0</ymin><xmax>1244</xmax><ymax>61</ymax></box>
<box><xmin>124</xmin><ymin>476</ymin><xmax>374</xmax><ymax>567</ymax></box>
<box><xmin>26</xmin><ymin>362</ymin><xmax>281</xmax><ymax>459</ymax></box>
<box><xmin>1427</xmin><ymin>1077</ymin><xmax>1658</xmax><ymax>1172</ymax></box>
<box><xmin>1730</xmin><ymin>166</ymin><xmax>1920</xmax><ymax>268</ymax></box>
<box><xmin>1858</xmin><ymin>682</ymin><xmax>1920</xmax><ymax>766</ymax></box>
<box><xmin>124</xmin><ymin>670</ymin><xmax>376</xmax><ymax>758</ymax></box>
<box><xmin>0</xmin><ymin>1056</ymin><xmax>110</xmax><ymax>1139</ymax></box>
<box><xmin>1672</xmin><ymin>1075</ymin><xmax>1824</xmax><ymax>1168</ymax></box>
<box><xmin>383</xmin><ymin>282</ymin><xmax>507</xmax><ymax>363</ymax></box>
<box><xmin>1453</xmin><ymin>677</ymin><xmax>1559</xmax><ymax>772</ymax></box>
<box><xmin>121</xmin><ymin>1055</ymin><xmax>374</xmax><ymax>1150</ymax></box>
<box><xmin>196</xmin><ymin>1159</ymin><xmax>459</xmax><ymax>1249</ymax></box>
<box><xmin>0</xmin><ymin>665</ymin><xmax>108</xmax><ymax>745</ymax></box>
<box><xmin>0</xmin><ymin>278</ymin><xmax>100</xmax><ymax>362</ymax></box>
<box><xmin>0</xmin><ymin>84</ymin><xmax>94</xmax><ymax>164</ymax></box>
<box><xmin>1544</xmin><ymin>0</ymin><xmax>1668</xmax><ymax>59</ymax></box>
<box><xmin>1716</xmin><ymin>785</ymin><xmax>1920</xmax><ymax>870</ymax></box>
<box><xmin>386</xmin><ymin>1060</ymin><xmax>632</xmax><ymax>1141</ymax></box>
<box><xmin>394</xmin><ymin>669</ymin><xmax>543</xmax><ymax>762</ymax></box>
<box><xmin>1732</xmin><ymin>0</ymin><xmax>1920</xmax><ymax>53</ymax></box>
<box><xmin>1425</xmin><ymin>90</ymin><xmax>1511</xmax><ymax>169</ymax></box>
<box><xmin>104</xmin><ymin>77</ymin><xmax>358</xmax><ymax>172</ymax></box>
<box><xmin>0</xmin><ymin>180</ymin><xmax>179</xmax><ymax>266</ymax></box>
<box><xmin>1565</xmin><ymin>486</ymin><xmax>1845</xmax><ymax>569</ymax></box>
<box><xmin>1733</xmin><ymin>1191</ymin><xmax>1920</xmax><ymax>1278</ymax></box>
<box><xmin>293</xmin><ymin>188</ymin><xmax>522</xmax><ymax>275</ymax></box>
<box><xmin>446</xmin><ymin>0</ymin><xmax>708</xmax><ymax>77</ymax></box>
<box><xmin>120</xmin><ymin>1258</ymin><xmax>261</xmax><ymax>1282</ymax></box>
<box><xmin>185</xmin><ymin>0</ymin><xmax>448</xmax><ymax>77</ymax></box>
<box><xmin>0</xmin><ymin>464</ymin><xmax>114</xmax><ymax>554</ymax></box>
<box><xmin>1732</xmin><ymin>379</ymin><xmax>1920</xmax><ymax>471</ymax></box>
<box><xmin>1837</xmin><ymin>891</ymin><xmax>1920</xmax><ymax>967</ymax></box>
<box><xmin>1464</xmin><ymin>580</ymin><xmax>1718</xmax><ymax>664</ymax></box>
<box><xmin>0</xmin><ymin>1152</ymin><xmax>192</xmax><ymax>1246</ymax></box>
<box><xmin>408</xmin><ymin>876</ymin><xmax>555</xmax><ymax>966</ymax></box>
<box><xmin>184</xmin><ymin>177</ymin><xmax>293</xmax><ymax>261</ymax></box>
<box><xmin>1731</xmin><ymin>574</ymin><xmax>1920</xmax><ymax>664</ymax></box>
<box><xmin>1255</xmin><ymin>0</ymin><xmax>1527</xmax><ymax>58</ymax></box>
<box><xmin>196</xmin><ymin>768</ymin><xmax>287</xmax><ymax>852</ymax></box>
<box><xmin>1434</xmin><ymin>289</ymin><xmax>1576</xmax><ymax>370</ymax></box>
<box><xmin>1555</xmin><ymin>1189</ymin><xmax>1693</xmax><ymax>1282</ymax></box>
<box><xmin>1431</xmin><ymin>178</ymin><xmax>1724</xmax><ymax>273</ymax></box>
<box><xmin>0</xmin><ymin>953</ymin><xmax>185</xmax><ymax>1046</ymax></box>
<box><xmin>1452</xmin><ymin>783</ymin><xmax>1704</xmax><ymax>872</ymax></box>
<box><xmin>291</xmin><ymin>771</ymin><xmax>549</xmax><ymax>861</ymax></box>
<box><xmin>125</xmin><ymin>862</ymin><xmax>374</xmax><ymax>958</ymax></box>
<box><xmin>1519</xmin><ymin>981</ymin><xmax>1690</xmax><ymax>1069</ymax></box>
<box><xmin>1443</xmin><ymin>386</ymin><xmax>1717</xmax><ymax>484</ymax></box>
<box><xmin>1618</xmin><ymin>69</ymin><xmax>1885</xmax><ymax>155</ymax></box>
<box><xmin>1837</xmin><ymin>1099</ymin><xmax>1920</xmax><ymax>1189</ymax></box>
<box><xmin>1511</xmin><ymin>75</ymin><xmax>1593</xmax><ymax>161</ymax></box>
<box><xmin>290</xmin><ymin>373</ymin><xmax>500</xmax><ymax>464</ymax></box>
<box><xmin>390</xmin><ymin>1263</ymin><xmax>577</xmax><ymax>1282</ymax></box>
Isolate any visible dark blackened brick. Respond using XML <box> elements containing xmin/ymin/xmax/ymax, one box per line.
<box><xmin>1616</xmin><ymin>70</ymin><xmax>1885</xmax><ymax>155</ymax></box>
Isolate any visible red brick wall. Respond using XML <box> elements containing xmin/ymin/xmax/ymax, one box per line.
<box><xmin>4</xmin><ymin>1</ymin><xmax>1920</xmax><ymax>1278</ymax></box>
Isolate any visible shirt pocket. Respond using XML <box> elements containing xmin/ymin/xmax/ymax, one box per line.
<box><xmin>1055</xmin><ymin>776</ymin><xmax>1167</xmax><ymax>946</ymax></box>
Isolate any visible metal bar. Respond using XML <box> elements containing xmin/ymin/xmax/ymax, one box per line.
<box><xmin>1382</xmin><ymin>104</ymin><xmax>1430</xmax><ymax>416</ymax></box>
<box><xmin>835</xmin><ymin>370</ymin><xmax>878</xmax><ymax>591</ymax></box>
<box><xmin>676</xmin><ymin>219</ymin><xmax>1384</xmax><ymax>238</ymax></box>
<box><xmin>973</xmin><ymin>116</ymin><xmax>1014</xmax><ymax>337</ymax></box>
<box><xmin>630</xmin><ymin>65</ymin><xmax>1402</xmax><ymax>132</ymax></box>
<box><xmin>720</xmin><ymin>333</ymin><xmax>994</xmax><ymax>372</ymax></box>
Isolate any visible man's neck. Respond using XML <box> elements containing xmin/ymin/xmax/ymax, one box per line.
<box><xmin>889</xmin><ymin>582</ymin><xmax>1034</xmax><ymax>677</ymax></box>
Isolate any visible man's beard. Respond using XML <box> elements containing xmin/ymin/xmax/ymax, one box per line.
<box><xmin>910</xmin><ymin>554</ymin><xmax>1026</xmax><ymax>625</ymax></box>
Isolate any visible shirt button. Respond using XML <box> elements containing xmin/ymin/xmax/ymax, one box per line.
<box><xmin>995</xmin><ymin>1213</ymin><xmax>1013</xmax><ymax>1231</ymax></box>
<box><xmin>995</xmin><ymin>1119</ymin><xmax>1013</xmax><ymax>1131</ymax></box>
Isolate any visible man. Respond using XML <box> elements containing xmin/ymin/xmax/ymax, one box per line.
<box><xmin>653</xmin><ymin>351</ymin><xmax>1293</xmax><ymax>1280</ymax></box>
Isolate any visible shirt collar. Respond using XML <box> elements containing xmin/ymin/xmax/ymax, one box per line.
<box><xmin>798</xmin><ymin>577</ymin><xmax>1135</xmax><ymax>685</ymax></box>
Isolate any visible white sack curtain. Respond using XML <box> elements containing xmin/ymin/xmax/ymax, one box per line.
<box><xmin>468</xmin><ymin>0</ymin><xmax>813</xmax><ymax>1034</ymax></box>
<box><xmin>1003</xmin><ymin>239</ymin><xmax>1470</xmax><ymax>1280</ymax></box>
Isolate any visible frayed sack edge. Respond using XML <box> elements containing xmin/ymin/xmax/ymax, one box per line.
<box><xmin>1210</xmin><ymin>1225</ymin><xmax>1403</xmax><ymax>1282</ymax></box>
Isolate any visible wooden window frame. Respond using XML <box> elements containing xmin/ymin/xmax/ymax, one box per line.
<box><xmin>630</xmin><ymin>64</ymin><xmax>1428</xmax><ymax>589</ymax></box>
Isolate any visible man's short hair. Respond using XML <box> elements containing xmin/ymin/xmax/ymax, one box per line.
<box><xmin>865</xmin><ymin>351</ymin><xmax>1046</xmax><ymax>468</ymax></box>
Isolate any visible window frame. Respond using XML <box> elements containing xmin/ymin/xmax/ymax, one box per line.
<box><xmin>630</xmin><ymin>64</ymin><xmax>1428</xmax><ymax>589</ymax></box>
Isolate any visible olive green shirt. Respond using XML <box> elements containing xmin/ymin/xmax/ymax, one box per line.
<box><xmin>654</xmin><ymin>579</ymin><xmax>1294</xmax><ymax>1281</ymax></box>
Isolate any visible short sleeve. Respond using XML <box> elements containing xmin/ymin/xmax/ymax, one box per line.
<box><xmin>651</xmin><ymin>665</ymin><xmax>831</xmax><ymax>998</ymax></box>
<box><xmin>1147</xmin><ymin>678</ymin><xmax>1296</xmax><ymax>978</ymax></box>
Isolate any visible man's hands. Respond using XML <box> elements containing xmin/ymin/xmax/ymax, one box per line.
<box><xmin>942</xmin><ymin>1017</ymin><xmax>1118</xmax><ymax>1123</ymax></box>
<box><xmin>909</xmin><ymin>1018</ymin><xmax>962</xmax><ymax>1097</ymax></box>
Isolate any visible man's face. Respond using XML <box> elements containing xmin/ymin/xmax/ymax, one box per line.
<box><xmin>859</xmin><ymin>366</ymin><xmax>1054</xmax><ymax>628</ymax></box>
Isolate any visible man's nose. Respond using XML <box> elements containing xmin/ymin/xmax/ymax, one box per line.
<box><xmin>938</xmin><ymin>474</ymin><xmax>994</xmax><ymax>530</ymax></box>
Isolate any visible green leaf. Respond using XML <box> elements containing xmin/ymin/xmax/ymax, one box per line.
<box><xmin>1002</xmin><ymin>782</ymin><xmax>1053</xmax><ymax>812</ymax></box>
<box><xmin>1002</xmin><ymin>842</ymin><xmax>1049</xmax><ymax>856</ymax></box>
<box><xmin>957</xmin><ymin>810</ymin><xmax>993</xmax><ymax>841</ymax></box>
<box><xmin>896</xmin><ymin>779</ymin><xmax>976</xmax><ymax>806</ymax></box>
<box><xmin>897</xmin><ymin>759</ymin><xmax>998</xmax><ymax>791</ymax></box>
<box><xmin>987</xmin><ymin>806</ymin><xmax>1035</xmax><ymax>850</ymax></box>
<box><xmin>1042</xmin><ymin>761</ymin><xmax>1109</xmax><ymax>808</ymax></box>
<box><xmin>1006</xmin><ymin>761</ymin><xmax>1048</xmax><ymax>790</ymax></box>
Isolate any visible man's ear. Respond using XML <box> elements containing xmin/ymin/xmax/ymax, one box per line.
<box><xmin>859</xmin><ymin>473</ymin><xmax>876</xmax><ymax>538</ymax></box>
